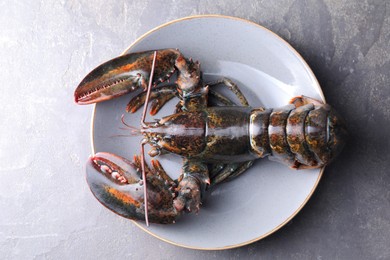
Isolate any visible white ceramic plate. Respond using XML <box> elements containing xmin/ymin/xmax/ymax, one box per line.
<box><xmin>91</xmin><ymin>15</ymin><xmax>325</xmax><ymax>250</ymax></box>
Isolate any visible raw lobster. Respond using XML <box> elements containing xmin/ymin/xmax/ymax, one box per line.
<box><xmin>75</xmin><ymin>49</ymin><xmax>348</xmax><ymax>224</ymax></box>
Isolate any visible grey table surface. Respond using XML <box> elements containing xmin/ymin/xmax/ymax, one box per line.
<box><xmin>1</xmin><ymin>0</ymin><xmax>389</xmax><ymax>259</ymax></box>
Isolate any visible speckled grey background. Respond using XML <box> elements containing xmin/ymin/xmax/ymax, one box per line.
<box><xmin>1</xmin><ymin>0</ymin><xmax>389</xmax><ymax>259</ymax></box>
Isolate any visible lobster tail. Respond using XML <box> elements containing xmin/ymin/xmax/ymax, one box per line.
<box><xmin>249</xmin><ymin>97</ymin><xmax>347</xmax><ymax>169</ymax></box>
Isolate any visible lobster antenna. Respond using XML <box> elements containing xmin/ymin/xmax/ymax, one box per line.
<box><xmin>140</xmin><ymin>50</ymin><xmax>158</xmax><ymax>226</ymax></box>
<box><xmin>141</xmin><ymin>52</ymin><xmax>157</xmax><ymax>126</ymax></box>
<box><xmin>120</xmin><ymin>114</ymin><xmax>141</xmax><ymax>134</ymax></box>
<box><xmin>119</xmin><ymin>114</ymin><xmax>141</xmax><ymax>136</ymax></box>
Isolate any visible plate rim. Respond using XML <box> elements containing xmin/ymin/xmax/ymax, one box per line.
<box><xmin>90</xmin><ymin>14</ymin><xmax>325</xmax><ymax>250</ymax></box>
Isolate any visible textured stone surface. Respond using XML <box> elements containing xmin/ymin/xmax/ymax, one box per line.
<box><xmin>0</xmin><ymin>0</ymin><xmax>389</xmax><ymax>259</ymax></box>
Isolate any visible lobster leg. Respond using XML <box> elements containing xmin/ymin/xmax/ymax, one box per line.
<box><xmin>127</xmin><ymin>77</ymin><xmax>249</xmax><ymax>114</ymax></box>
<box><xmin>150</xmin><ymin>159</ymin><xmax>174</xmax><ymax>184</ymax></box>
<box><xmin>209</xmin><ymin>89</ymin><xmax>238</xmax><ymax>106</ymax></box>
<box><xmin>210</xmin><ymin>160</ymin><xmax>254</xmax><ymax>186</ymax></box>
<box><xmin>210</xmin><ymin>163</ymin><xmax>240</xmax><ymax>185</ymax></box>
<box><xmin>206</xmin><ymin>78</ymin><xmax>250</xmax><ymax>106</ymax></box>
<box><xmin>86</xmin><ymin>152</ymin><xmax>179</xmax><ymax>224</ymax></box>
<box><xmin>126</xmin><ymin>84</ymin><xmax>178</xmax><ymax>115</ymax></box>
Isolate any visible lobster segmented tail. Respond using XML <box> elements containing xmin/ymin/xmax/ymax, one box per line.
<box><xmin>249</xmin><ymin>102</ymin><xmax>347</xmax><ymax>169</ymax></box>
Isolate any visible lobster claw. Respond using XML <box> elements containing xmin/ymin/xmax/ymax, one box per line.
<box><xmin>86</xmin><ymin>152</ymin><xmax>178</xmax><ymax>224</ymax></box>
<box><xmin>74</xmin><ymin>49</ymin><xmax>182</xmax><ymax>104</ymax></box>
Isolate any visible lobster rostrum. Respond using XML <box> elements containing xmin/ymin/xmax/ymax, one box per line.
<box><xmin>75</xmin><ymin>49</ymin><xmax>348</xmax><ymax>224</ymax></box>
